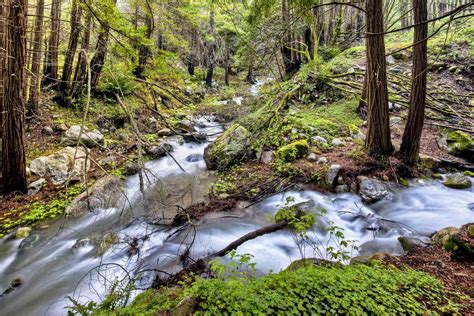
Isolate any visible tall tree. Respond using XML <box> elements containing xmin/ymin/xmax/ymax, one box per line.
<box><xmin>43</xmin><ymin>0</ymin><xmax>61</xmax><ymax>86</ymax></box>
<box><xmin>0</xmin><ymin>0</ymin><xmax>5</xmax><ymax>139</ymax></box>
<box><xmin>365</xmin><ymin>0</ymin><xmax>393</xmax><ymax>156</ymax></box>
<box><xmin>400</xmin><ymin>0</ymin><xmax>428</xmax><ymax>165</ymax></box>
<box><xmin>59</xmin><ymin>0</ymin><xmax>82</xmax><ymax>96</ymax></box>
<box><xmin>134</xmin><ymin>0</ymin><xmax>154</xmax><ymax>78</ymax></box>
<box><xmin>90</xmin><ymin>0</ymin><xmax>118</xmax><ymax>91</ymax></box>
<box><xmin>2</xmin><ymin>0</ymin><xmax>28</xmax><ymax>194</ymax></box>
<box><xmin>27</xmin><ymin>0</ymin><xmax>45</xmax><ymax>117</ymax></box>
<box><xmin>206</xmin><ymin>1</ymin><xmax>216</xmax><ymax>87</ymax></box>
<box><xmin>71</xmin><ymin>13</ymin><xmax>92</xmax><ymax>99</ymax></box>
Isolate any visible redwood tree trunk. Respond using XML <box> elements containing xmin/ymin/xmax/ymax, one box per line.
<box><xmin>400</xmin><ymin>0</ymin><xmax>428</xmax><ymax>165</ymax></box>
<box><xmin>0</xmin><ymin>0</ymin><xmax>5</xmax><ymax>139</ymax></box>
<box><xmin>43</xmin><ymin>0</ymin><xmax>61</xmax><ymax>86</ymax></box>
<box><xmin>2</xmin><ymin>0</ymin><xmax>28</xmax><ymax>194</ymax></box>
<box><xmin>59</xmin><ymin>0</ymin><xmax>82</xmax><ymax>96</ymax></box>
<box><xmin>365</xmin><ymin>0</ymin><xmax>393</xmax><ymax>156</ymax></box>
<box><xmin>71</xmin><ymin>14</ymin><xmax>92</xmax><ymax>99</ymax></box>
<box><xmin>205</xmin><ymin>2</ymin><xmax>215</xmax><ymax>87</ymax></box>
<box><xmin>27</xmin><ymin>0</ymin><xmax>45</xmax><ymax>117</ymax></box>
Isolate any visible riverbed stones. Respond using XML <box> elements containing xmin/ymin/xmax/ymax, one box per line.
<box><xmin>326</xmin><ymin>165</ymin><xmax>342</xmax><ymax>187</ymax></box>
<box><xmin>96</xmin><ymin>232</ymin><xmax>119</xmax><ymax>256</ymax></box>
<box><xmin>446</xmin><ymin>131</ymin><xmax>474</xmax><ymax>162</ymax></box>
<box><xmin>358</xmin><ymin>178</ymin><xmax>393</xmax><ymax>204</ymax></box>
<box><xmin>157</xmin><ymin>128</ymin><xmax>173</xmax><ymax>137</ymax></box>
<box><xmin>175</xmin><ymin>119</ymin><xmax>197</xmax><ymax>133</ymax></box>
<box><xmin>27</xmin><ymin>178</ymin><xmax>47</xmax><ymax>195</ymax></box>
<box><xmin>432</xmin><ymin>227</ymin><xmax>460</xmax><ymax>246</ymax></box>
<box><xmin>62</xmin><ymin>125</ymin><xmax>104</xmax><ymax>147</ymax></box>
<box><xmin>65</xmin><ymin>176</ymin><xmax>124</xmax><ymax>217</ymax></box>
<box><xmin>443</xmin><ymin>173</ymin><xmax>472</xmax><ymax>189</ymax></box>
<box><xmin>398</xmin><ymin>237</ymin><xmax>428</xmax><ymax>252</ymax></box>
<box><xmin>260</xmin><ymin>150</ymin><xmax>276</xmax><ymax>164</ymax></box>
<box><xmin>186</xmin><ymin>154</ymin><xmax>204</xmax><ymax>162</ymax></box>
<box><xmin>30</xmin><ymin>147</ymin><xmax>90</xmax><ymax>185</ymax></box>
<box><xmin>204</xmin><ymin>124</ymin><xmax>253</xmax><ymax>171</ymax></box>
<box><xmin>15</xmin><ymin>227</ymin><xmax>32</xmax><ymax>239</ymax></box>
<box><xmin>145</xmin><ymin>143</ymin><xmax>173</xmax><ymax>157</ymax></box>
<box><xmin>419</xmin><ymin>154</ymin><xmax>440</xmax><ymax>170</ymax></box>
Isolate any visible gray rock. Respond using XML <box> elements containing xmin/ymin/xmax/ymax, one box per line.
<box><xmin>443</xmin><ymin>173</ymin><xmax>472</xmax><ymax>189</ymax></box>
<box><xmin>312</xmin><ymin>136</ymin><xmax>327</xmax><ymax>144</ymax></box>
<box><xmin>331</xmin><ymin>138</ymin><xmax>343</xmax><ymax>147</ymax></box>
<box><xmin>157</xmin><ymin>128</ymin><xmax>173</xmax><ymax>137</ymax></box>
<box><xmin>27</xmin><ymin>178</ymin><xmax>47</xmax><ymax>195</ymax></box>
<box><xmin>186</xmin><ymin>154</ymin><xmax>204</xmax><ymax>162</ymax></box>
<box><xmin>165</xmin><ymin>135</ymin><xmax>185</xmax><ymax>145</ymax></box>
<box><xmin>398</xmin><ymin>237</ymin><xmax>428</xmax><ymax>252</ymax></box>
<box><xmin>335</xmin><ymin>185</ymin><xmax>350</xmax><ymax>194</ymax></box>
<box><xmin>42</xmin><ymin>126</ymin><xmax>54</xmax><ymax>135</ymax></box>
<box><xmin>62</xmin><ymin>125</ymin><xmax>103</xmax><ymax>147</ymax></box>
<box><xmin>260</xmin><ymin>150</ymin><xmax>276</xmax><ymax>164</ymax></box>
<box><xmin>145</xmin><ymin>143</ymin><xmax>173</xmax><ymax>157</ymax></box>
<box><xmin>432</xmin><ymin>227</ymin><xmax>460</xmax><ymax>246</ymax></box>
<box><xmin>185</xmin><ymin>86</ymin><xmax>193</xmax><ymax>96</ymax></box>
<box><xmin>96</xmin><ymin>232</ymin><xmax>119</xmax><ymax>256</ymax></box>
<box><xmin>30</xmin><ymin>147</ymin><xmax>90</xmax><ymax>185</ymax></box>
<box><xmin>386</xmin><ymin>55</ymin><xmax>396</xmax><ymax>64</ymax></box>
<box><xmin>359</xmin><ymin>178</ymin><xmax>393</xmax><ymax>204</ymax></box>
<box><xmin>326</xmin><ymin>165</ymin><xmax>342</xmax><ymax>187</ymax></box>
<box><xmin>390</xmin><ymin>117</ymin><xmax>402</xmax><ymax>128</ymax></box>
<box><xmin>183</xmin><ymin>133</ymin><xmax>207</xmax><ymax>143</ymax></box>
<box><xmin>72</xmin><ymin>238</ymin><xmax>93</xmax><ymax>249</ymax></box>
<box><xmin>388</xmin><ymin>102</ymin><xmax>402</xmax><ymax>112</ymax></box>
<box><xmin>317</xmin><ymin>157</ymin><xmax>328</xmax><ymax>165</ymax></box>
<box><xmin>175</xmin><ymin>119</ymin><xmax>197</xmax><ymax>133</ymax></box>
<box><xmin>65</xmin><ymin>176</ymin><xmax>123</xmax><ymax>217</ymax></box>
<box><xmin>124</xmin><ymin>162</ymin><xmax>141</xmax><ymax>176</ymax></box>
<box><xmin>307</xmin><ymin>153</ymin><xmax>317</xmax><ymax>161</ymax></box>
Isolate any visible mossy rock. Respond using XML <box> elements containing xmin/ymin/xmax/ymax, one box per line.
<box><xmin>443</xmin><ymin>173</ymin><xmax>472</xmax><ymax>189</ymax></box>
<box><xmin>286</xmin><ymin>258</ymin><xmax>338</xmax><ymax>271</ymax></box>
<box><xmin>204</xmin><ymin>124</ymin><xmax>254</xmax><ymax>171</ymax></box>
<box><xmin>447</xmin><ymin>131</ymin><xmax>474</xmax><ymax>162</ymax></box>
<box><xmin>276</xmin><ymin>140</ymin><xmax>309</xmax><ymax>163</ymax></box>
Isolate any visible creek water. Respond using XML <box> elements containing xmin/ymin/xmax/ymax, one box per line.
<box><xmin>1</xmin><ymin>81</ymin><xmax>473</xmax><ymax>315</ymax></box>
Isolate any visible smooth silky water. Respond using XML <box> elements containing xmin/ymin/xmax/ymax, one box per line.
<box><xmin>1</xmin><ymin>81</ymin><xmax>473</xmax><ymax>315</ymax></box>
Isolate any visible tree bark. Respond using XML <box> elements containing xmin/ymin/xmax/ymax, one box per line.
<box><xmin>134</xmin><ymin>1</ymin><xmax>154</xmax><ymax>78</ymax></box>
<box><xmin>2</xmin><ymin>0</ymin><xmax>28</xmax><ymax>194</ymax></box>
<box><xmin>71</xmin><ymin>14</ymin><xmax>92</xmax><ymax>99</ymax></box>
<box><xmin>27</xmin><ymin>0</ymin><xmax>45</xmax><ymax>117</ymax></box>
<box><xmin>0</xmin><ymin>0</ymin><xmax>5</xmax><ymax>139</ymax></box>
<box><xmin>400</xmin><ymin>0</ymin><xmax>428</xmax><ymax>165</ymax></box>
<box><xmin>358</xmin><ymin>71</ymin><xmax>368</xmax><ymax>120</ymax></box>
<box><xmin>205</xmin><ymin>1</ymin><xmax>215</xmax><ymax>87</ymax></box>
<box><xmin>365</xmin><ymin>0</ymin><xmax>393</xmax><ymax>156</ymax></box>
<box><xmin>43</xmin><ymin>0</ymin><xmax>61</xmax><ymax>87</ymax></box>
<box><xmin>59</xmin><ymin>0</ymin><xmax>82</xmax><ymax>96</ymax></box>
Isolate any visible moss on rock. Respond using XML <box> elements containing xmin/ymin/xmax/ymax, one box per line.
<box><xmin>447</xmin><ymin>131</ymin><xmax>474</xmax><ymax>162</ymax></box>
<box><xmin>276</xmin><ymin>140</ymin><xmax>309</xmax><ymax>163</ymax></box>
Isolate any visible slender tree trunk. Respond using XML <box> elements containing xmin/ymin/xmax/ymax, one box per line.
<box><xmin>134</xmin><ymin>2</ymin><xmax>154</xmax><ymax>78</ymax></box>
<box><xmin>59</xmin><ymin>0</ymin><xmax>81</xmax><ymax>96</ymax></box>
<box><xmin>205</xmin><ymin>1</ymin><xmax>215</xmax><ymax>87</ymax></box>
<box><xmin>43</xmin><ymin>0</ymin><xmax>61</xmax><ymax>86</ymax></box>
<box><xmin>358</xmin><ymin>71</ymin><xmax>368</xmax><ymax>120</ymax></box>
<box><xmin>400</xmin><ymin>0</ymin><xmax>428</xmax><ymax>165</ymax></box>
<box><xmin>2</xmin><ymin>0</ymin><xmax>28</xmax><ymax>194</ymax></box>
<box><xmin>365</xmin><ymin>0</ymin><xmax>393</xmax><ymax>156</ymax></box>
<box><xmin>27</xmin><ymin>0</ymin><xmax>45</xmax><ymax>117</ymax></box>
<box><xmin>71</xmin><ymin>14</ymin><xmax>92</xmax><ymax>99</ymax></box>
<box><xmin>0</xmin><ymin>0</ymin><xmax>5</xmax><ymax>139</ymax></box>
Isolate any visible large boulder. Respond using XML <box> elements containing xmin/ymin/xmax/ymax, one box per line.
<box><xmin>358</xmin><ymin>178</ymin><xmax>393</xmax><ymax>204</ymax></box>
<box><xmin>30</xmin><ymin>147</ymin><xmax>90</xmax><ymax>185</ymax></box>
<box><xmin>446</xmin><ymin>131</ymin><xmax>474</xmax><ymax>162</ymax></box>
<box><xmin>61</xmin><ymin>125</ymin><xmax>103</xmax><ymax>147</ymax></box>
<box><xmin>65</xmin><ymin>176</ymin><xmax>124</xmax><ymax>217</ymax></box>
<box><xmin>326</xmin><ymin>165</ymin><xmax>342</xmax><ymax>187</ymax></box>
<box><xmin>204</xmin><ymin>124</ymin><xmax>253</xmax><ymax>171</ymax></box>
<box><xmin>443</xmin><ymin>173</ymin><xmax>472</xmax><ymax>189</ymax></box>
<box><xmin>432</xmin><ymin>225</ymin><xmax>473</xmax><ymax>262</ymax></box>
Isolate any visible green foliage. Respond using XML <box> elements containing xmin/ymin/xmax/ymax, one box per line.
<box><xmin>0</xmin><ymin>185</ymin><xmax>85</xmax><ymax>236</ymax></box>
<box><xmin>275</xmin><ymin>197</ymin><xmax>315</xmax><ymax>235</ymax></box>
<box><xmin>209</xmin><ymin>250</ymin><xmax>257</xmax><ymax>279</ymax></box>
<box><xmin>116</xmin><ymin>265</ymin><xmax>461</xmax><ymax>315</ymax></box>
<box><xmin>447</xmin><ymin>131</ymin><xmax>473</xmax><ymax>155</ymax></box>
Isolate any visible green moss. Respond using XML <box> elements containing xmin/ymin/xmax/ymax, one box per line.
<box><xmin>464</xmin><ymin>170</ymin><xmax>474</xmax><ymax>177</ymax></box>
<box><xmin>447</xmin><ymin>131</ymin><xmax>473</xmax><ymax>154</ymax></box>
<box><xmin>0</xmin><ymin>185</ymin><xmax>85</xmax><ymax>236</ymax></box>
<box><xmin>113</xmin><ymin>265</ymin><xmax>461</xmax><ymax>315</ymax></box>
<box><xmin>276</xmin><ymin>140</ymin><xmax>309</xmax><ymax>163</ymax></box>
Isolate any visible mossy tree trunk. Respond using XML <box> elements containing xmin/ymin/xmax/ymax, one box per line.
<box><xmin>365</xmin><ymin>0</ymin><xmax>393</xmax><ymax>157</ymax></box>
<box><xmin>2</xmin><ymin>0</ymin><xmax>28</xmax><ymax>194</ymax></box>
<box><xmin>400</xmin><ymin>0</ymin><xmax>428</xmax><ymax>165</ymax></box>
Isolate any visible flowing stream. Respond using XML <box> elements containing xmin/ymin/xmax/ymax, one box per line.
<box><xmin>1</xmin><ymin>81</ymin><xmax>473</xmax><ymax>315</ymax></box>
